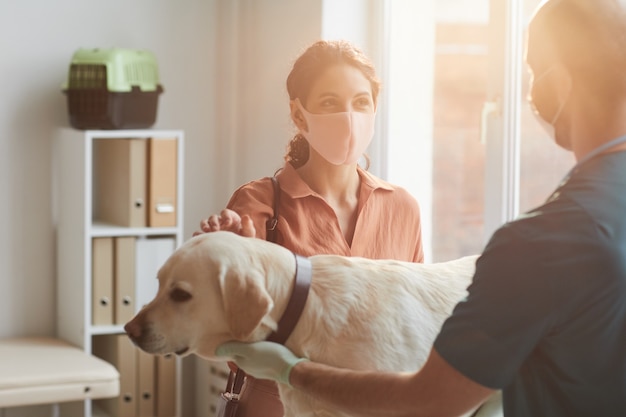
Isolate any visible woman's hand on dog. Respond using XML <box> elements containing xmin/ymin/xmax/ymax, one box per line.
<box><xmin>194</xmin><ymin>209</ymin><xmax>256</xmax><ymax>237</ymax></box>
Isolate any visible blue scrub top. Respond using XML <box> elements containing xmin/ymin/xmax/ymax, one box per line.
<box><xmin>434</xmin><ymin>149</ymin><xmax>626</xmax><ymax>417</ymax></box>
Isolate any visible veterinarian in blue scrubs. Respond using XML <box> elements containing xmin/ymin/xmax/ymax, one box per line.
<box><xmin>216</xmin><ymin>1</ymin><xmax>626</xmax><ymax>416</ymax></box>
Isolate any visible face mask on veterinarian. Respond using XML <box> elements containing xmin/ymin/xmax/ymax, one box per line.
<box><xmin>528</xmin><ymin>66</ymin><xmax>569</xmax><ymax>139</ymax></box>
<box><xmin>296</xmin><ymin>98</ymin><xmax>376</xmax><ymax>165</ymax></box>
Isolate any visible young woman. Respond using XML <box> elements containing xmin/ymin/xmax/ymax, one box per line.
<box><xmin>196</xmin><ymin>39</ymin><xmax>424</xmax><ymax>417</ymax></box>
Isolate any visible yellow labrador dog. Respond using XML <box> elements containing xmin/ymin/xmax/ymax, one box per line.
<box><xmin>125</xmin><ymin>231</ymin><xmax>501</xmax><ymax>417</ymax></box>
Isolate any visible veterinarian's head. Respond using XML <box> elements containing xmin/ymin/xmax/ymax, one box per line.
<box><xmin>284</xmin><ymin>40</ymin><xmax>380</xmax><ymax>168</ymax></box>
<box><xmin>526</xmin><ymin>0</ymin><xmax>626</xmax><ymax>155</ymax></box>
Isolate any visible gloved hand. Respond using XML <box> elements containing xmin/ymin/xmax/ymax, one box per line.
<box><xmin>216</xmin><ymin>341</ymin><xmax>308</xmax><ymax>386</ymax></box>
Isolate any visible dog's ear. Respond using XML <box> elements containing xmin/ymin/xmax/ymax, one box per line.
<box><xmin>219</xmin><ymin>265</ymin><xmax>274</xmax><ymax>340</ymax></box>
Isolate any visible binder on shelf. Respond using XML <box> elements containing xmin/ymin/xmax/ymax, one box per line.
<box><xmin>93</xmin><ymin>334</ymin><xmax>138</xmax><ymax>417</ymax></box>
<box><xmin>135</xmin><ymin>237</ymin><xmax>176</xmax><ymax>311</ymax></box>
<box><xmin>93</xmin><ymin>138</ymin><xmax>147</xmax><ymax>227</ymax></box>
<box><xmin>114</xmin><ymin>236</ymin><xmax>136</xmax><ymax>324</ymax></box>
<box><xmin>155</xmin><ymin>354</ymin><xmax>177</xmax><ymax>417</ymax></box>
<box><xmin>147</xmin><ymin>138</ymin><xmax>177</xmax><ymax>227</ymax></box>
<box><xmin>92</xmin><ymin>237</ymin><xmax>114</xmax><ymax>325</ymax></box>
<box><xmin>137</xmin><ymin>348</ymin><xmax>156</xmax><ymax>417</ymax></box>
<box><xmin>208</xmin><ymin>363</ymin><xmax>230</xmax><ymax>415</ymax></box>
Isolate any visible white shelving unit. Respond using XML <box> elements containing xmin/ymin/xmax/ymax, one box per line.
<box><xmin>54</xmin><ymin>128</ymin><xmax>184</xmax><ymax>417</ymax></box>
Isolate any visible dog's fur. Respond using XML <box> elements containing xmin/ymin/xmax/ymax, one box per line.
<box><xmin>125</xmin><ymin>231</ymin><xmax>492</xmax><ymax>417</ymax></box>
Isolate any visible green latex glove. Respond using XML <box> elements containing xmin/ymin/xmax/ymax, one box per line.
<box><xmin>216</xmin><ymin>341</ymin><xmax>308</xmax><ymax>386</ymax></box>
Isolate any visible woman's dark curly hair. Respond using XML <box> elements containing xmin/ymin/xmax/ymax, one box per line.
<box><xmin>284</xmin><ymin>40</ymin><xmax>381</xmax><ymax>168</ymax></box>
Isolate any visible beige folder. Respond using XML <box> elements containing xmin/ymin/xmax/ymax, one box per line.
<box><xmin>155</xmin><ymin>354</ymin><xmax>177</xmax><ymax>417</ymax></box>
<box><xmin>114</xmin><ymin>236</ymin><xmax>136</xmax><ymax>324</ymax></box>
<box><xmin>92</xmin><ymin>237</ymin><xmax>114</xmax><ymax>325</ymax></box>
<box><xmin>134</xmin><ymin>237</ymin><xmax>175</xmax><ymax>311</ymax></box>
<box><xmin>147</xmin><ymin>138</ymin><xmax>177</xmax><ymax>228</ymax></box>
<box><xmin>93</xmin><ymin>138</ymin><xmax>147</xmax><ymax>227</ymax></box>
<box><xmin>93</xmin><ymin>335</ymin><xmax>138</xmax><ymax>417</ymax></box>
<box><xmin>136</xmin><ymin>348</ymin><xmax>156</xmax><ymax>417</ymax></box>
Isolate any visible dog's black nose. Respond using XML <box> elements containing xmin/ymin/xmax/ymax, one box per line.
<box><xmin>124</xmin><ymin>320</ymin><xmax>141</xmax><ymax>340</ymax></box>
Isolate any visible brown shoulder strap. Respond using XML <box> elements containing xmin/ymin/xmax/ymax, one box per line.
<box><xmin>265</xmin><ymin>176</ymin><xmax>280</xmax><ymax>243</ymax></box>
<box><xmin>224</xmin><ymin>367</ymin><xmax>246</xmax><ymax>396</ymax></box>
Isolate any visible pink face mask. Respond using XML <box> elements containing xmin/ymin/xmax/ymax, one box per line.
<box><xmin>296</xmin><ymin>99</ymin><xmax>376</xmax><ymax>165</ymax></box>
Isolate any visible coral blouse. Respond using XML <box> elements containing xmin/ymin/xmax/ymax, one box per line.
<box><xmin>226</xmin><ymin>163</ymin><xmax>424</xmax><ymax>262</ymax></box>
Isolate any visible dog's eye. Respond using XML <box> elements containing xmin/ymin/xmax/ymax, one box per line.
<box><xmin>170</xmin><ymin>288</ymin><xmax>192</xmax><ymax>302</ymax></box>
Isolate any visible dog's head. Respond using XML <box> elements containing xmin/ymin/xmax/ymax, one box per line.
<box><xmin>124</xmin><ymin>232</ymin><xmax>278</xmax><ymax>360</ymax></box>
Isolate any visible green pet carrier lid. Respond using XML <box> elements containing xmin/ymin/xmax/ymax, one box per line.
<box><xmin>63</xmin><ymin>48</ymin><xmax>161</xmax><ymax>93</ymax></box>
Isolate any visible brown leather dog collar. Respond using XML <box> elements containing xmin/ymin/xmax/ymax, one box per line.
<box><xmin>266</xmin><ymin>254</ymin><xmax>312</xmax><ymax>345</ymax></box>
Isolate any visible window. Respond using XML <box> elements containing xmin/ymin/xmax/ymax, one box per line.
<box><xmin>379</xmin><ymin>0</ymin><xmax>574</xmax><ymax>262</ymax></box>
